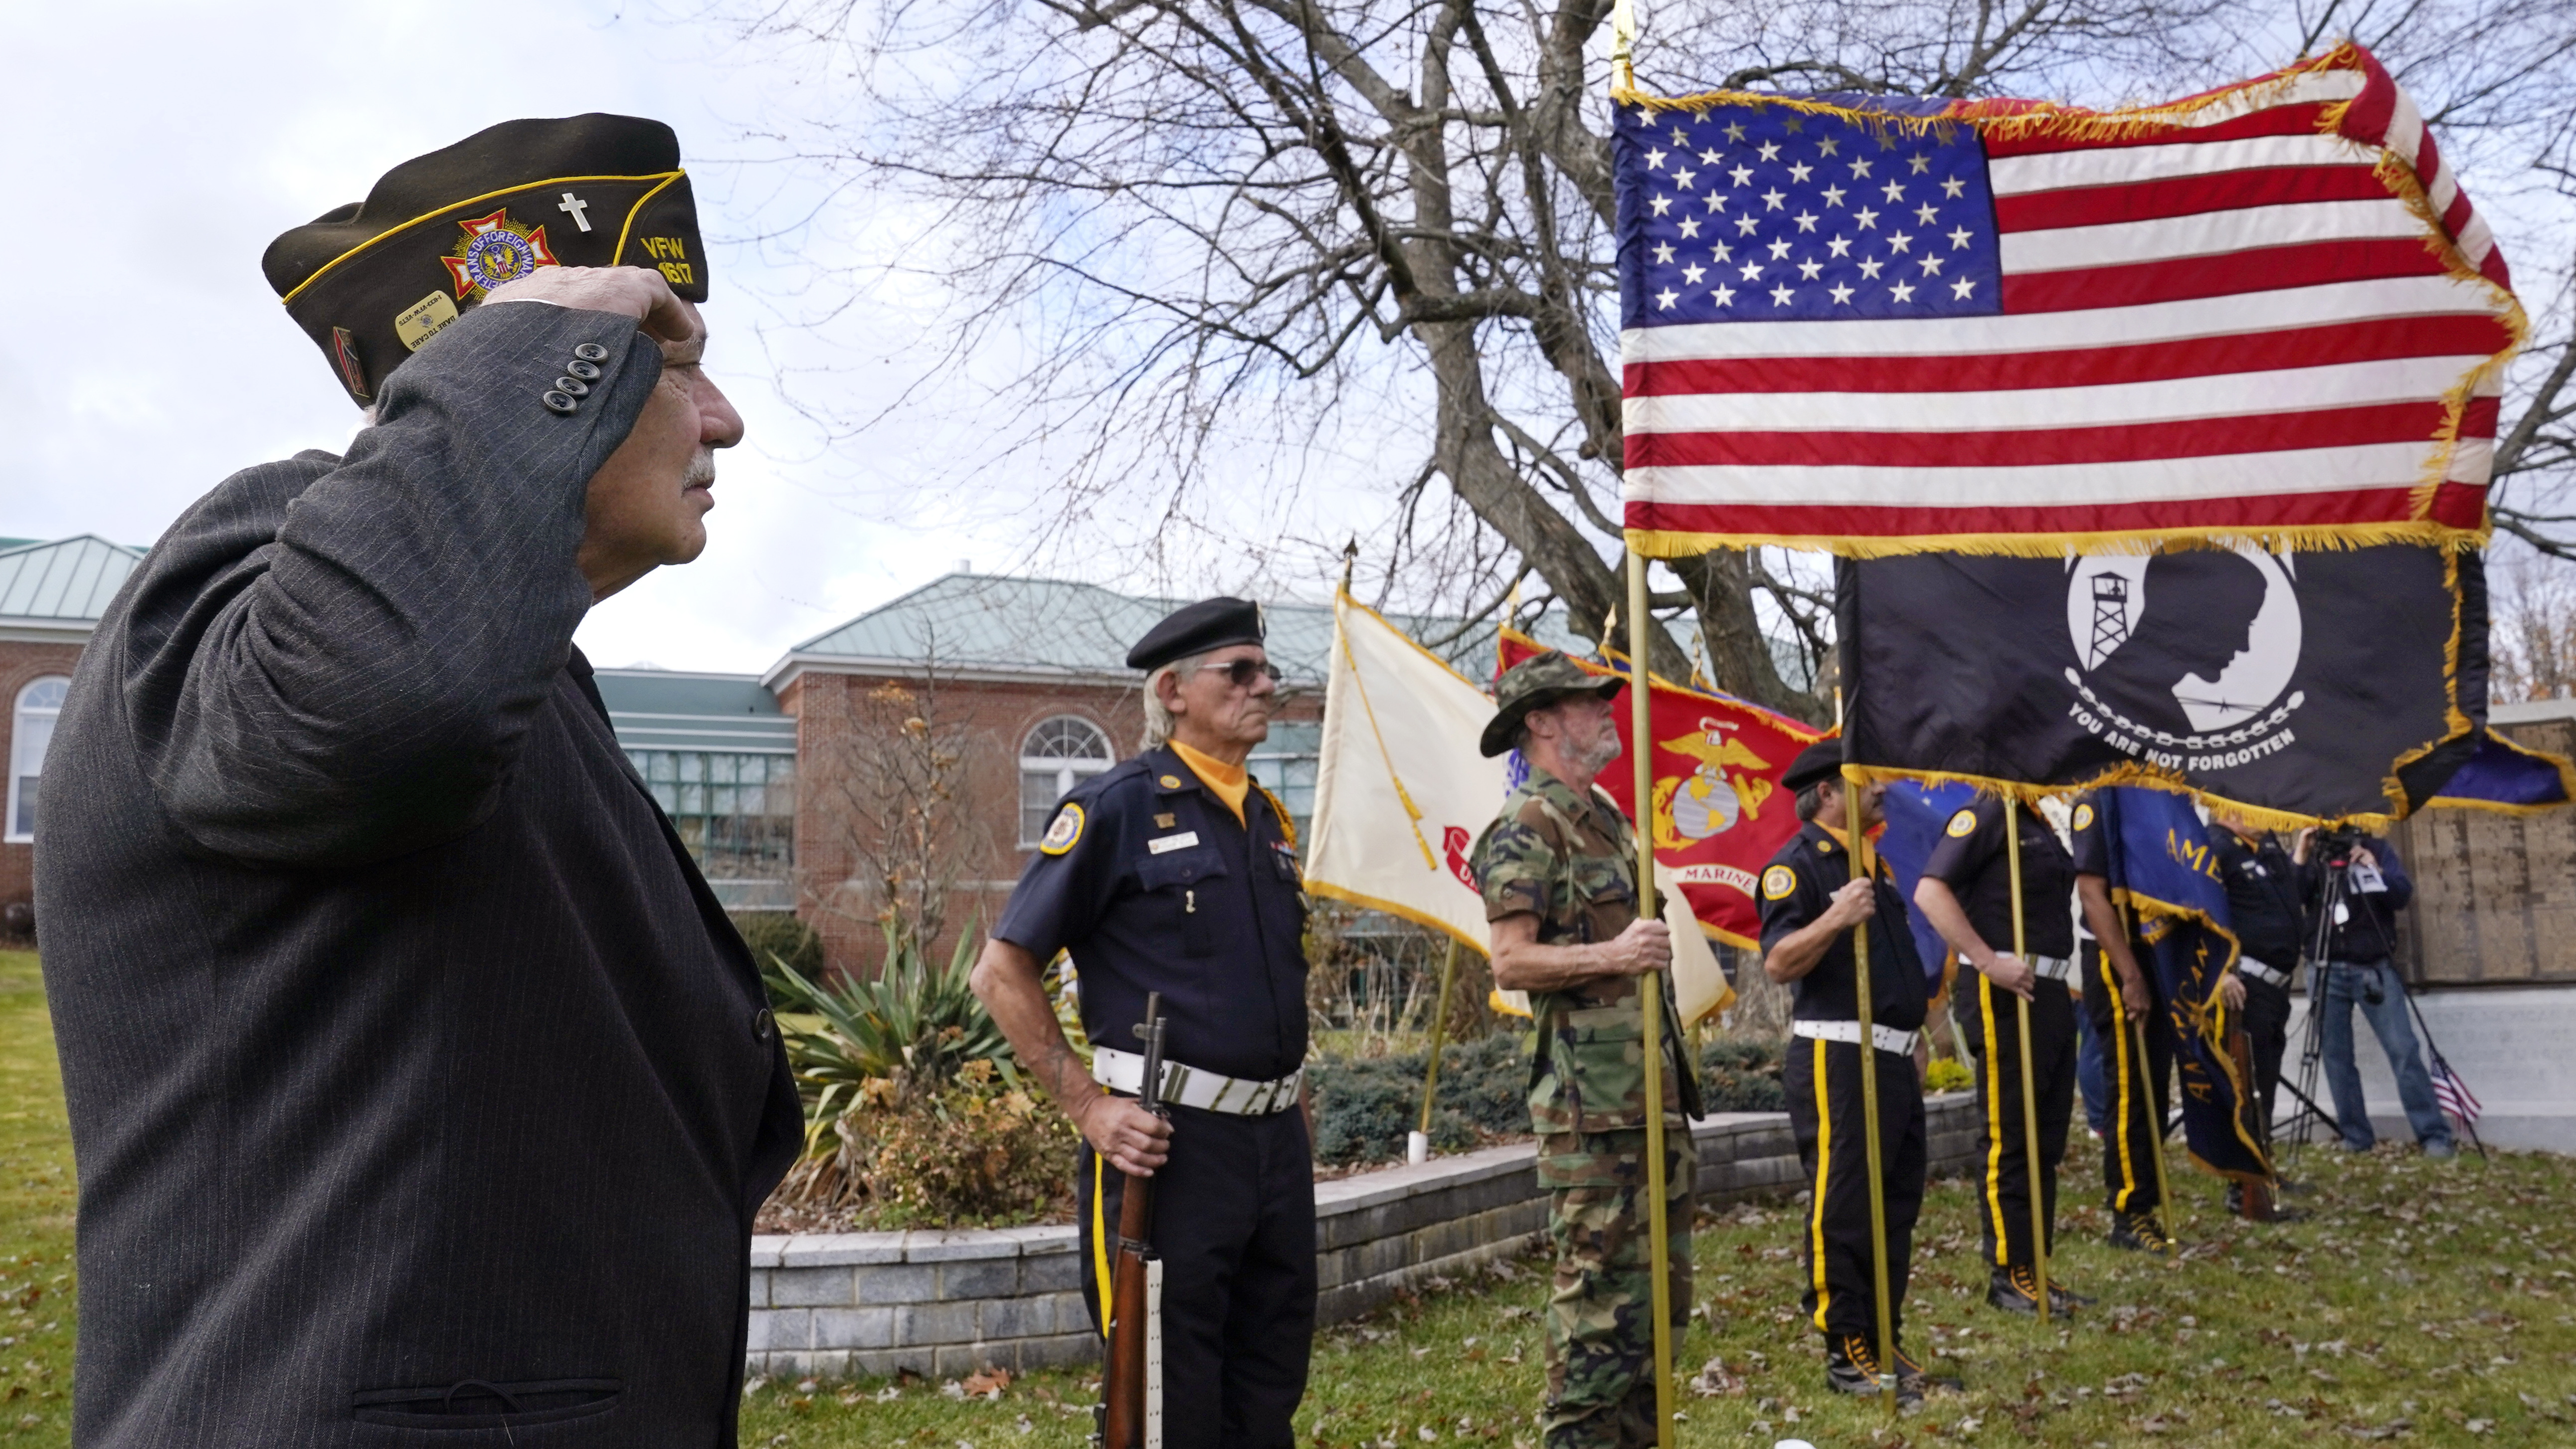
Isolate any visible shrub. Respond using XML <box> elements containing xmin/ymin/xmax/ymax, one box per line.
<box><xmin>1924</xmin><ymin>1057</ymin><xmax>1974</xmax><ymax>1093</ymax></box>
<box><xmin>782</xmin><ymin>1060</ymin><xmax>1077</xmax><ymax>1228</ymax></box>
<box><xmin>735</xmin><ymin>912</ymin><xmax>824</xmax><ymax>1011</ymax></box>
<box><xmin>767</xmin><ymin>918</ymin><xmax>1016</xmax><ymax>1124</ymax></box>
<box><xmin>1309</xmin><ymin>1034</ymin><xmax>1526</xmax><ymax>1166</ymax></box>
<box><xmin>1697</xmin><ymin>1034</ymin><xmax>1787</xmax><ymax>1113</ymax></box>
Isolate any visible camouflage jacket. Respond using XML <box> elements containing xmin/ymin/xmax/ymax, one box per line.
<box><xmin>1471</xmin><ymin>766</ymin><xmax>1703</xmax><ymax>1133</ymax></box>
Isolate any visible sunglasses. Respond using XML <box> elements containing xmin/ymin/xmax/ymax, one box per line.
<box><xmin>1197</xmin><ymin>658</ymin><xmax>1284</xmax><ymax>688</ymax></box>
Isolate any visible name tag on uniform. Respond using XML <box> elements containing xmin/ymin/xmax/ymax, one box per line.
<box><xmin>1148</xmin><ymin>832</ymin><xmax>1201</xmax><ymax>854</ymax></box>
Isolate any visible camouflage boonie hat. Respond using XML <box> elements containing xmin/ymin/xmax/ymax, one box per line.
<box><xmin>1481</xmin><ymin>650</ymin><xmax>1624</xmax><ymax>758</ymax></box>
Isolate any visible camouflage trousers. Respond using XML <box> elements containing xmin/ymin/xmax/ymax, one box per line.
<box><xmin>1539</xmin><ymin>1126</ymin><xmax>1696</xmax><ymax>1449</ymax></box>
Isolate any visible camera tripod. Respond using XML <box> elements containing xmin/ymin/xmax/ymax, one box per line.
<box><xmin>2280</xmin><ymin>842</ymin><xmax>2486</xmax><ymax>1167</ymax></box>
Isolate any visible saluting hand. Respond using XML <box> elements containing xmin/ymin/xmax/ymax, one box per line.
<box><xmin>1602</xmin><ymin>918</ymin><xmax>1672</xmax><ymax>976</ymax></box>
<box><xmin>1820</xmin><ymin>878</ymin><xmax>1875</xmax><ymax>932</ymax></box>
<box><xmin>1983</xmin><ymin>952</ymin><xmax>2037</xmax><ymax>1000</ymax></box>
<box><xmin>1078</xmin><ymin>1093</ymin><xmax>1174</xmax><ymax>1178</ymax></box>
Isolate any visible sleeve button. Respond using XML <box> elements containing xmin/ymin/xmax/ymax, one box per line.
<box><xmin>542</xmin><ymin>390</ymin><xmax>579</xmax><ymax>415</ymax></box>
<box><xmin>564</xmin><ymin>359</ymin><xmax>603</xmax><ymax>382</ymax></box>
<box><xmin>572</xmin><ymin>342</ymin><xmax>610</xmax><ymax>362</ymax></box>
<box><xmin>752</xmin><ymin>1007</ymin><xmax>776</xmax><ymax>1042</ymax></box>
<box><xmin>553</xmin><ymin>376</ymin><xmax>591</xmax><ymax>397</ymax></box>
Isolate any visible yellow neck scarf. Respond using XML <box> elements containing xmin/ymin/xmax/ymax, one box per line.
<box><xmin>1169</xmin><ymin>739</ymin><xmax>1249</xmax><ymax>826</ymax></box>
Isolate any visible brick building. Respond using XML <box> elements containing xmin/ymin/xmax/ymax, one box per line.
<box><xmin>1</xmin><ymin>537</ymin><xmax>144</xmax><ymax>935</ymax></box>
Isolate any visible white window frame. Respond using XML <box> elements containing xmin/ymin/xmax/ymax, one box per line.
<box><xmin>7</xmin><ymin>677</ymin><xmax>70</xmax><ymax>844</ymax></box>
<box><xmin>1018</xmin><ymin>715</ymin><xmax>1115</xmax><ymax>847</ymax></box>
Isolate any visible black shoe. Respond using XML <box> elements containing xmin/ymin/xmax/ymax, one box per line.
<box><xmin>1890</xmin><ymin>1341</ymin><xmax>1964</xmax><ymax>1394</ymax></box>
<box><xmin>1825</xmin><ymin>1334</ymin><xmax>1924</xmax><ymax>1406</ymax></box>
<box><xmin>1987</xmin><ymin>1265</ymin><xmax>2041</xmax><ymax>1315</ymax></box>
<box><xmin>1988</xmin><ymin>1265</ymin><xmax>2090</xmax><ymax>1316</ymax></box>
<box><xmin>2108</xmin><ymin>1210</ymin><xmax>2176</xmax><ymax>1254</ymax></box>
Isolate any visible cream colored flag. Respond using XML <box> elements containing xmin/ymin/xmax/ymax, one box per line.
<box><xmin>1304</xmin><ymin>592</ymin><xmax>1735</xmax><ymax>1031</ymax></box>
<box><xmin>1304</xmin><ymin>591</ymin><xmax>1509</xmax><ymax>949</ymax></box>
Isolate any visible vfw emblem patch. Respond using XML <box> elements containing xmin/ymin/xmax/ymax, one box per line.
<box><xmin>442</xmin><ymin>209</ymin><xmax>562</xmax><ymax>299</ymax></box>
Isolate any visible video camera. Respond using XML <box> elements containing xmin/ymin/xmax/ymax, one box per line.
<box><xmin>2311</xmin><ymin>824</ymin><xmax>2368</xmax><ymax>868</ymax></box>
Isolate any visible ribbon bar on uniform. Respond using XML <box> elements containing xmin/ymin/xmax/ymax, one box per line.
<box><xmin>1093</xmin><ymin>1046</ymin><xmax>1304</xmax><ymax>1116</ymax></box>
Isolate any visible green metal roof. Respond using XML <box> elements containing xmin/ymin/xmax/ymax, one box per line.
<box><xmin>0</xmin><ymin>535</ymin><xmax>145</xmax><ymax>626</ymax></box>
<box><xmin>772</xmin><ymin>573</ymin><xmax>1575</xmax><ymax>687</ymax></box>
<box><xmin>593</xmin><ymin>668</ymin><xmax>796</xmax><ymax>755</ymax></box>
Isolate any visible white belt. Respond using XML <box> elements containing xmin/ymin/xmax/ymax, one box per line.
<box><xmin>1092</xmin><ymin>1046</ymin><xmax>1304</xmax><ymax>1116</ymax></box>
<box><xmin>1965</xmin><ymin>953</ymin><xmax>2075</xmax><ymax>982</ymax></box>
<box><xmin>2240</xmin><ymin>957</ymin><xmax>2290</xmax><ymax>988</ymax></box>
<box><xmin>1792</xmin><ymin>1020</ymin><xmax>1921</xmax><ymax>1056</ymax></box>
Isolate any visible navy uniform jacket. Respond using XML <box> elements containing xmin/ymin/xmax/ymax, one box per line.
<box><xmin>2064</xmin><ymin>791</ymin><xmax>2131</xmax><ymax>949</ymax></box>
<box><xmin>996</xmin><ymin>744</ymin><xmax>1308</xmax><ymax>1082</ymax></box>
<box><xmin>1757</xmin><ymin>822</ymin><xmax>1928</xmax><ymax>1032</ymax></box>
<box><xmin>1921</xmin><ymin>796</ymin><xmax>2076</xmax><ymax>960</ymax></box>
<box><xmin>2211</xmin><ymin>827</ymin><xmax>2305</xmax><ymax>971</ymax></box>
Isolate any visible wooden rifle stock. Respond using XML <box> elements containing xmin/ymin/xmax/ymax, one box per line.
<box><xmin>2225</xmin><ymin>1027</ymin><xmax>2275</xmax><ymax>1222</ymax></box>
<box><xmin>1101</xmin><ymin>994</ymin><xmax>1168</xmax><ymax>1449</ymax></box>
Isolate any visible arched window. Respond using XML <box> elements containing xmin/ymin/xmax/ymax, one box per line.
<box><xmin>8</xmin><ymin>677</ymin><xmax>69</xmax><ymax>843</ymax></box>
<box><xmin>1019</xmin><ymin>715</ymin><xmax>1113</xmax><ymax>845</ymax></box>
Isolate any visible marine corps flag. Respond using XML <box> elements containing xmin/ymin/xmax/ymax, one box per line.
<box><xmin>1497</xmin><ymin>631</ymin><xmax>1826</xmax><ymax>949</ymax></box>
<box><xmin>1839</xmin><ymin>545</ymin><xmax>2488</xmax><ymax>823</ymax></box>
<box><xmin>2084</xmin><ymin>788</ymin><xmax>2273</xmax><ymax>1187</ymax></box>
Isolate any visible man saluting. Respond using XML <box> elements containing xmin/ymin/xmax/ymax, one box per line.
<box><xmin>38</xmin><ymin>118</ymin><xmax>801</xmax><ymax>1446</ymax></box>
<box><xmin>971</xmin><ymin>598</ymin><xmax>1315</xmax><ymax>1449</ymax></box>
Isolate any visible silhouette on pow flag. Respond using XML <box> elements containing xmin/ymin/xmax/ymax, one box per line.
<box><xmin>2085</xmin><ymin>551</ymin><xmax>2270</xmax><ymax>740</ymax></box>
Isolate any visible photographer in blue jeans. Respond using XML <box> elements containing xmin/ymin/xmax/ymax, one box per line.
<box><xmin>2299</xmin><ymin>830</ymin><xmax>2455</xmax><ymax>1159</ymax></box>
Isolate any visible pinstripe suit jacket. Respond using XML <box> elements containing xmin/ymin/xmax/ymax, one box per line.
<box><xmin>34</xmin><ymin>301</ymin><xmax>801</xmax><ymax>1447</ymax></box>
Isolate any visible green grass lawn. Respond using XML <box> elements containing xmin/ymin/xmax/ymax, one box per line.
<box><xmin>0</xmin><ymin>952</ymin><xmax>75</xmax><ymax>1444</ymax></box>
<box><xmin>1</xmin><ymin>951</ymin><xmax>2569</xmax><ymax>1447</ymax></box>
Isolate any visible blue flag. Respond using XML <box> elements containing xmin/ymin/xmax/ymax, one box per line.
<box><xmin>2089</xmin><ymin>788</ymin><xmax>2273</xmax><ymax>1186</ymax></box>
<box><xmin>2428</xmin><ymin>730</ymin><xmax>2574</xmax><ymax>811</ymax></box>
<box><xmin>1875</xmin><ymin>779</ymin><xmax>1978</xmax><ymax>999</ymax></box>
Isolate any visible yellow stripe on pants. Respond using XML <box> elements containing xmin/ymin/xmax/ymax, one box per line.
<box><xmin>1979</xmin><ymin>974</ymin><xmax>2009</xmax><ymax>1266</ymax></box>
<box><xmin>2109</xmin><ymin>966</ymin><xmax>2139</xmax><ymax>1213</ymax></box>
<box><xmin>1807</xmin><ymin>1037</ymin><xmax>1833</xmax><ymax>1331</ymax></box>
<box><xmin>1092</xmin><ymin>1151</ymin><xmax>1112</xmax><ymax>1339</ymax></box>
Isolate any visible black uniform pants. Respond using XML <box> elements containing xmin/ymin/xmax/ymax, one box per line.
<box><xmin>1079</xmin><ymin>1104</ymin><xmax>1316</xmax><ymax>1449</ymax></box>
<box><xmin>2238</xmin><ymin>977</ymin><xmax>2295</xmax><ymax>1150</ymax></box>
<box><xmin>1957</xmin><ymin>974</ymin><xmax>2076</xmax><ymax>1268</ymax></box>
<box><xmin>2081</xmin><ymin>941</ymin><xmax>2171</xmax><ymax>1218</ymax></box>
<box><xmin>1785</xmin><ymin>1036</ymin><xmax>1925</xmax><ymax>1346</ymax></box>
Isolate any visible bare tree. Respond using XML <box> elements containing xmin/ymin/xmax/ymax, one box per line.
<box><xmin>799</xmin><ymin>667</ymin><xmax>992</xmax><ymax>962</ymax></box>
<box><xmin>2492</xmin><ymin>546</ymin><xmax>2576</xmax><ymax>699</ymax></box>
<box><xmin>698</xmin><ymin>0</ymin><xmax>2576</xmax><ymax>713</ymax></box>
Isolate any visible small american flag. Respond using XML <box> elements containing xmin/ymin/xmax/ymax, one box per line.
<box><xmin>2429</xmin><ymin>1055</ymin><xmax>2482</xmax><ymax>1126</ymax></box>
<box><xmin>1614</xmin><ymin>44</ymin><xmax>2520</xmax><ymax>553</ymax></box>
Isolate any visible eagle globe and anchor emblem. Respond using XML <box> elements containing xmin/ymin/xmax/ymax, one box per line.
<box><xmin>441</xmin><ymin>208</ymin><xmax>563</xmax><ymax>300</ymax></box>
<box><xmin>2062</xmin><ymin>547</ymin><xmax>2306</xmax><ymax>771</ymax></box>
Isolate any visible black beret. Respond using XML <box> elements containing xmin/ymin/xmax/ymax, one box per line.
<box><xmin>1128</xmin><ymin>597</ymin><xmax>1265</xmax><ymax>672</ymax></box>
<box><xmin>263</xmin><ymin>114</ymin><xmax>709</xmax><ymax>407</ymax></box>
<box><xmin>1781</xmin><ymin>738</ymin><xmax>1848</xmax><ymax>793</ymax></box>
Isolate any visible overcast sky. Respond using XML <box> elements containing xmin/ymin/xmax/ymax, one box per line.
<box><xmin>0</xmin><ymin>0</ymin><xmax>1048</xmax><ymax>674</ymax></box>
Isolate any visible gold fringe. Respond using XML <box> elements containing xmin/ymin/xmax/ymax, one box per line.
<box><xmin>1623</xmin><ymin>522</ymin><xmax>2491</xmax><ymax>562</ymax></box>
<box><xmin>1839</xmin><ymin>763</ymin><xmax>2404</xmax><ymax>833</ymax></box>
<box><xmin>2382</xmin><ymin>549</ymin><xmax>2477</xmax><ymax>815</ymax></box>
<box><xmin>1303</xmin><ymin>878</ymin><xmax>1491</xmax><ymax>959</ymax></box>
<box><xmin>2425</xmin><ymin>727</ymin><xmax>2576</xmax><ymax>814</ymax></box>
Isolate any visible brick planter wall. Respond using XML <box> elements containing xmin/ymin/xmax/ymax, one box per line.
<box><xmin>747</xmin><ymin>1092</ymin><xmax>1980</xmax><ymax>1381</ymax></box>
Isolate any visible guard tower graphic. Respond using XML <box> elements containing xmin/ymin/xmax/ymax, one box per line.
<box><xmin>2088</xmin><ymin>574</ymin><xmax>2132</xmax><ymax>668</ymax></box>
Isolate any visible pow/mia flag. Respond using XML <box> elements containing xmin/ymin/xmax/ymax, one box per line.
<box><xmin>1838</xmin><ymin>545</ymin><xmax>2487</xmax><ymax>821</ymax></box>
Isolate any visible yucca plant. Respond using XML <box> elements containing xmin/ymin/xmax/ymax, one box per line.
<box><xmin>763</xmin><ymin>916</ymin><xmax>1019</xmax><ymax>1163</ymax></box>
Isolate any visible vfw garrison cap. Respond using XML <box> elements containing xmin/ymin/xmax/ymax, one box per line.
<box><xmin>262</xmin><ymin>114</ymin><xmax>708</xmax><ymax>407</ymax></box>
<box><xmin>1481</xmin><ymin>650</ymin><xmax>1623</xmax><ymax>758</ymax></box>
<box><xmin>1127</xmin><ymin>598</ymin><xmax>1266</xmax><ymax>672</ymax></box>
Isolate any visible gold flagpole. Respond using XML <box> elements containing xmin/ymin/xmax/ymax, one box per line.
<box><xmin>1626</xmin><ymin>552</ymin><xmax>1675</xmax><ymax>1449</ymax></box>
<box><xmin>2004</xmin><ymin>797</ymin><xmax>2050</xmax><ymax>1322</ymax></box>
<box><xmin>2117</xmin><ymin>899</ymin><xmax>2175</xmax><ymax>1238</ymax></box>
<box><xmin>1415</xmin><ymin>938</ymin><xmax>1460</xmax><ymax>1160</ymax></box>
<box><xmin>1842</xmin><ymin>765</ymin><xmax>1900</xmax><ymax>1416</ymax></box>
